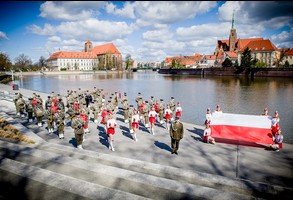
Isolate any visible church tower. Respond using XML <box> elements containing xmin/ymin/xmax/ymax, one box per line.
<box><xmin>84</xmin><ymin>40</ymin><xmax>93</xmax><ymax>52</ymax></box>
<box><xmin>229</xmin><ymin>10</ymin><xmax>237</xmax><ymax>52</ymax></box>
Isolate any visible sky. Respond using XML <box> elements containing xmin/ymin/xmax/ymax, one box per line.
<box><xmin>0</xmin><ymin>1</ymin><xmax>293</xmax><ymax>64</ymax></box>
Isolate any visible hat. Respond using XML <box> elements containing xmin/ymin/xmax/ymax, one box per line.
<box><xmin>177</xmin><ymin>102</ymin><xmax>180</xmax><ymax>105</ymax></box>
<box><xmin>48</xmin><ymin>96</ymin><xmax>51</xmax><ymax>98</ymax></box>
<box><xmin>171</xmin><ymin>97</ymin><xmax>174</xmax><ymax>99</ymax></box>
<box><xmin>207</xmin><ymin>108</ymin><xmax>210</xmax><ymax>111</ymax></box>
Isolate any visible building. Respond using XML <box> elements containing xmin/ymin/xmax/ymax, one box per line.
<box><xmin>164</xmin><ymin>53</ymin><xmax>203</xmax><ymax>68</ymax></box>
<box><xmin>47</xmin><ymin>41</ymin><xmax>122</xmax><ymax>71</ymax></box>
<box><xmin>214</xmin><ymin>12</ymin><xmax>280</xmax><ymax>67</ymax></box>
<box><xmin>283</xmin><ymin>48</ymin><xmax>293</xmax><ymax>66</ymax></box>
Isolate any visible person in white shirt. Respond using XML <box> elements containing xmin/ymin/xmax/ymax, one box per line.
<box><xmin>106</xmin><ymin>112</ymin><xmax>117</xmax><ymax>151</ymax></box>
<box><xmin>131</xmin><ymin>108</ymin><xmax>140</xmax><ymax>141</ymax></box>
<box><xmin>148</xmin><ymin>106</ymin><xmax>158</xmax><ymax>135</ymax></box>
<box><xmin>164</xmin><ymin>104</ymin><xmax>172</xmax><ymax>130</ymax></box>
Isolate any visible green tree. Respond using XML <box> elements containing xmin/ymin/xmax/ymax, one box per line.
<box><xmin>125</xmin><ymin>54</ymin><xmax>132</xmax><ymax>70</ymax></box>
<box><xmin>0</xmin><ymin>52</ymin><xmax>12</xmax><ymax>71</ymax></box>
<box><xmin>171</xmin><ymin>59</ymin><xmax>176</xmax><ymax>68</ymax></box>
<box><xmin>222</xmin><ymin>58</ymin><xmax>233</xmax><ymax>67</ymax></box>
<box><xmin>284</xmin><ymin>60</ymin><xmax>290</xmax><ymax>68</ymax></box>
<box><xmin>240</xmin><ymin>47</ymin><xmax>253</xmax><ymax>69</ymax></box>
<box><xmin>234</xmin><ymin>59</ymin><xmax>239</xmax><ymax>68</ymax></box>
<box><xmin>38</xmin><ymin>56</ymin><xmax>47</xmax><ymax>68</ymax></box>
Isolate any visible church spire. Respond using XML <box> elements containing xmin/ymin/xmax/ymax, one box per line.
<box><xmin>231</xmin><ymin>9</ymin><xmax>235</xmax><ymax>29</ymax></box>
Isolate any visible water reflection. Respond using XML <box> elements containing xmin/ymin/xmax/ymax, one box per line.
<box><xmin>16</xmin><ymin>72</ymin><xmax>293</xmax><ymax>144</ymax></box>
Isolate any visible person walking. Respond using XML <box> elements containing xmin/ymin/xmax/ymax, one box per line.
<box><xmin>148</xmin><ymin>106</ymin><xmax>158</xmax><ymax>135</ymax></box>
<box><xmin>54</xmin><ymin>107</ymin><xmax>65</xmax><ymax>139</ymax></box>
<box><xmin>158</xmin><ymin>99</ymin><xmax>165</xmax><ymax>124</ymax></box>
<box><xmin>131</xmin><ymin>108</ymin><xmax>140</xmax><ymax>141</ymax></box>
<box><xmin>71</xmin><ymin>112</ymin><xmax>85</xmax><ymax>149</ymax></box>
<box><xmin>106</xmin><ymin>112</ymin><xmax>117</xmax><ymax>151</ymax></box>
<box><xmin>164</xmin><ymin>104</ymin><xmax>172</xmax><ymax>130</ymax></box>
<box><xmin>170</xmin><ymin>116</ymin><xmax>184</xmax><ymax>155</ymax></box>
<box><xmin>175</xmin><ymin>102</ymin><xmax>182</xmax><ymax>118</ymax></box>
<box><xmin>170</xmin><ymin>97</ymin><xmax>176</xmax><ymax>120</ymax></box>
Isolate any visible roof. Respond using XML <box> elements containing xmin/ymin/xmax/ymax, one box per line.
<box><xmin>239</xmin><ymin>39</ymin><xmax>278</xmax><ymax>52</ymax></box>
<box><xmin>225</xmin><ymin>51</ymin><xmax>238</xmax><ymax>58</ymax></box>
<box><xmin>47</xmin><ymin>51</ymin><xmax>97</xmax><ymax>61</ymax></box>
<box><xmin>47</xmin><ymin>42</ymin><xmax>121</xmax><ymax>60</ymax></box>
<box><xmin>285</xmin><ymin>48</ymin><xmax>293</xmax><ymax>56</ymax></box>
<box><xmin>236</xmin><ymin>38</ymin><xmax>263</xmax><ymax>50</ymax></box>
<box><xmin>204</xmin><ymin>55</ymin><xmax>217</xmax><ymax>60</ymax></box>
<box><xmin>92</xmin><ymin>43</ymin><xmax>120</xmax><ymax>55</ymax></box>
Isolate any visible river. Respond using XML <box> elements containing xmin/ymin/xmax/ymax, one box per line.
<box><xmin>15</xmin><ymin>71</ymin><xmax>293</xmax><ymax>144</ymax></box>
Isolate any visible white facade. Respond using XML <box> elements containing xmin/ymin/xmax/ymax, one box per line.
<box><xmin>47</xmin><ymin>58</ymin><xmax>99</xmax><ymax>71</ymax></box>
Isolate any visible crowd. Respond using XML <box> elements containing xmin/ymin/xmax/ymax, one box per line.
<box><xmin>12</xmin><ymin>88</ymin><xmax>184</xmax><ymax>154</ymax></box>
<box><xmin>11</xmin><ymin>87</ymin><xmax>283</xmax><ymax>153</ymax></box>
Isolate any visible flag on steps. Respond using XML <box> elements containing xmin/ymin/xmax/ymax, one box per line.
<box><xmin>210</xmin><ymin>112</ymin><xmax>273</xmax><ymax>144</ymax></box>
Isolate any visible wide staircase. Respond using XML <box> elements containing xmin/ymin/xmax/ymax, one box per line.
<box><xmin>0</xmin><ymin>136</ymin><xmax>292</xmax><ymax>200</ymax></box>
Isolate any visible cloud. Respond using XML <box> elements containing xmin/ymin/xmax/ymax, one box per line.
<box><xmin>133</xmin><ymin>1</ymin><xmax>217</xmax><ymax>27</ymax></box>
<box><xmin>142</xmin><ymin>29</ymin><xmax>173</xmax><ymax>42</ymax></box>
<box><xmin>26</xmin><ymin>24</ymin><xmax>56</xmax><ymax>35</ymax></box>
<box><xmin>106</xmin><ymin>1</ymin><xmax>136</xmax><ymax>19</ymax></box>
<box><xmin>271</xmin><ymin>28</ymin><xmax>293</xmax><ymax>48</ymax></box>
<box><xmin>48</xmin><ymin>36</ymin><xmax>61</xmax><ymax>43</ymax></box>
<box><xmin>39</xmin><ymin>1</ymin><xmax>107</xmax><ymax>20</ymax></box>
<box><xmin>0</xmin><ymin>31</ymin><xmax>9</xmax><ymax>40</ymax></box>
<box><xmin>56</xmin><ymin>18</ymin><xmax>135</xmax><ymax>41</ymax></box>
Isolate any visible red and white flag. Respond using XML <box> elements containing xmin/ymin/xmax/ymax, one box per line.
<box><xmin>210</xmin><ymin>112</ymin><xmax>273</xmax><ymax>144</ymax></box>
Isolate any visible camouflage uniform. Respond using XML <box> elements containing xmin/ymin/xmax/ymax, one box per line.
<box><xmin>71</xmin><ymin>114</ymin><xmax>85</xmax><ymax>149</ymax></box>
<box><xmin>158</xmin><ymin>99</ymin><xmax>165</xmax><ymax>124</ymax></box>
<box><xmin>54</xmin><ymin>109</ymin><xmax>65</xmax><ymax>139</ymax></box>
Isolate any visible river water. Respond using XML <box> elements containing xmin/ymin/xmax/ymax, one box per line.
<box><xmin>16</xmin><ymin>71</ymin><xmax>293</xmax><ymax>144</ymax></box>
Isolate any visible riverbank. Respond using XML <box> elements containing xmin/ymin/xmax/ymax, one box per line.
<box><xmin>0</xmin><ymin>85</ymin><xmax>293</xmax><ymax>199</ymax></box>
<box><xmin>158</xmin><ymin>67</ymin><xmax>293</xmax><ymax>77</ymax></box>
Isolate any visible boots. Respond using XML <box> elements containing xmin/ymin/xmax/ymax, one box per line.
<box><xmin>145</xmin><ymin>123</ymin><xmax>149</xmax><ymax>128</ymax></box>
<box><xmin>133</xmin><ymin>134</ymin><xmax>138</xmax><ymax>142</ymax></box>
<box><xmin>77</xmin><ymin>145</ymin><xmax>83</xmax><ymax>149</ymax></box>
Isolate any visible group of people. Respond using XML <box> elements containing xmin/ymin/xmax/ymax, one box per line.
<box><xmin>202</xmin><ymin>104</ymin><xmax>284</xmax><ymax>151</ymax></box>
<box><xmin>262</xmin><ymin>108</ymin><xmax>284</xmax><ymax>151</ymax></box>
<box><xmin>12</xmin><ymin>88</ymin><xmax>185</xmax><ymax>154</ymax></box>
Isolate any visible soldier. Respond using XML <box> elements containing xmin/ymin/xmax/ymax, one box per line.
<box><xmin>36</xmin><ymin>95</ymin><xmax>43</xmax><ymax>106</ymax></box>
<box><xmin>170</xmin><ymin>116</ymin><xmax>184</xmax><ymax>155</ymax></box>
<box><xmin>149</xmin><ymin>106</ymin><xmax>158</xmax><ymax>135</ymax></box>
<box><xmin>90</xmin><ymin>100</ymin><xmax>101</xmax><ymax>123</ymax></box>
<box><xmin>16</xmin><ymin>95</ymin><xmax>26</xmax><ymax>118</ymax></box>
<box><xmin>34</xmin><ymin>102</ymin><xmax>44</xmax><ymax>127</ymax></box>
<box><xmin>106</xmin><ymin>112</ymin><xmax>118</xmax><ymax>151</ymax></box>
<box><xmin>135</xmin><ymin>92</ymin><xmax>143</xmax><ymax>112</ymax></box>
<box><xmin>26</xmin><ymin>97</ymin><xmax>34</xmax><ymax>122</ymax></box>
<box><xmin>13</xmin><ymin>93</ymin><xmax>21</xmax><ymax>115</ymax></box>
<box><xmin>131</xmin><ymin>108</ymin><xmax>140</xmax><ymax>141</ymax></box>
<box><xmin>158</xmin><ymin>99</ymin><xmax>165</xmax><ymax>124</ymax></box>
<box><xmin>71</xmin><ymin>111</ymin><xmax>85</xmax><ymax>149</ymax></box>
<box><xmin>170</xmin><ymin>97</ymin><xmax>176</xmax><ymax>120</ymax></box>
<box><xmin>85</xmin><ymin>90</ymin><xmax>92</xmax><ymax>108</ymax></box>
<box><xmin>45</xmin><ymin>96</ymin><xmax>52</xmax><ymax>110</ymax></box>
<box><xmin>113</xmin><ymin>91</ymin><xmax>119</xmax><ymax>109</ymax></box>
<box><xmin>128</xmin><ymin>105</ymin><xmax>134</xmax><ymax>133</ymax></box>
<box><xmin>80</xmin><ymin>103</ymin><xmax>90</xmax><ymax>134</ymax></box>
<box><xmin>57</xmin><ymin>97</ymin><xmax>65</xmax><ymax>112</ymax></box>
<box><xmin>143</xmin><ymin>100</ymin><xmax>150</xmax><ymax>128</ymax></box>
<box><xmin>149</xmin><ymin>96</ymin><xmax>155</xmax><ymax>108</ymax></box>
<box><xmin>54</xmin><ymin>108</ymin><xmax>65</xmax><ymax>139</ymax></box>
<box><xmin>121</xmin><ymin>93</ymin><xmax>129</xmax><ymax>123</ymax></box>
<box><xmin>66</xmin><ymin>102</ymin><xmax>75</xmax><ymax>126</ymax></box>
<box><xmin>45</xmin><ymin>108</ymin><xmax>55</xmax><ymax>134</ymax></box>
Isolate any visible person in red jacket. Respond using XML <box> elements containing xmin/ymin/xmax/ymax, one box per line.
<box><xmin>107</xmin><ymin>112</ymin><xmax>117</xmax><ymax>151</ymax></box>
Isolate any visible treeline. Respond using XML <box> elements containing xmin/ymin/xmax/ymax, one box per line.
<box><xmin>0</xmin><ymin>52</ymin><xmax>47</xmax><ymax>72</ymax></box>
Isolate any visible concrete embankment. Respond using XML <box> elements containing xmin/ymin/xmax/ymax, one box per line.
<box><xmin>0</xmin><ymin>83</ymin><xmax>293</xmax><ymax>199</ymax></box>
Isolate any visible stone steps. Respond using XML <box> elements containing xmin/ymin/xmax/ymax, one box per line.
<box><xmin>1</xmin><ymin>140</ymin><xmax>291</xmax><ymax>200</ymax></box>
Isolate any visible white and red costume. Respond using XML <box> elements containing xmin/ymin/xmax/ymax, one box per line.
<box><xmin>175</xmin><ymin>104</ymin><xmax>182</xmax><ymax>117</ymax></box>
<box><xmin>131</xmin><ymin>114</ymin><xmax>140</xmax><ymax>129</ymax></box>
<box><xmin>205</xmin><ymin>112</ymin><xmax>212</xmax><ymax>125</ymax></box>
<box><xmin>164</xmin><ymin>108</ymin><xmax>172</xmax><ymax>120</ymax></box>
<box><xmin>149</xmin><ymin>110</ymin><xmax>158</xmax><ymax>123</ymax></box>
<box><xmin>203</xmin><ymin>127</ymin><xmax>212</xmax><ymax>143</ymax></box>
<box><xmin>107</xmin><ymin>118</ymin><xmax>117</xmax><ymax>135</ymax></box>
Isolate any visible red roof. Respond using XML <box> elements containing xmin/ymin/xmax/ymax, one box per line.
<box><xmin>47</xmin><ymin>42</ymin><xmax>121</xmax><ymax>60</ymax></box>
<box><xmin>239</xmin><ymin>39</ymin><xmax>278</xmax><ymax>52</ymax></box>
<box><xmin>204</xmin><ymin>55</ymin><xmax>216</xmax><ymax>60</ymax></box>
<box><xmin>92</xmin><ymin>43</ymin><xmax>120</xmax><ymax>55</ymax></box>
<box><xmin>285</xmin><ymin>48</ymin><xmax>293</xmax><ymax>56</ymax></box>
<box><xmin>47</xmin><ymin>51</ymin><xmax>97</xmax><ymax>60</ymax></box>
<box><xmin>225</xmin><ymin>51</ymin><xmax>238</xmax><ymax>58</ymax></box>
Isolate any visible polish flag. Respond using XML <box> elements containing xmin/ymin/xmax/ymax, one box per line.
<box><xmin>210</xmin><ymin>112</ymin><xmax>273</xmax><ymax>144</ymax></box>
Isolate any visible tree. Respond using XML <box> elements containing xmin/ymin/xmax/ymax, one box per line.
<box><xmin>14</xmin><ymin>54</ymin><xmax>32</xmax><ymax>71</ymax></box>
<box><xmin>276</xmin><ymin>49</ymin><xmax>286</xmax><ymax>68</ymax></box>
<box><xmin>125</xmin><ymin>54</ymin><xmax>132</xmax><ymax>70</ymax></box>
<box><xmin>284</xmin><ymin>60</ymin><xmax>290</xmax><ymax>68</ymax></box>
<box><xmin>0</xmin><ymin>52</ymin><xmax>12</xmax><ymax>71</ymax></box>
<box><xmin>38</xmin><ymin>56</ymin><xmax>47</xmax><ymax>68</ymax></box>
<box><xmin>222</xmin><ymin>58</ymin><xmax>233</xmax><ymax>67</ymax></box>
<box><xmin>234</xmin><ymin>59</ymin><xmax>239</xmax><ymax>68</ymax></box>
<box><xmin>240</xmin><ymin>47</ymin><xmax>253</xmax><ymax>69</ymax></box>
<box><xmin>171</xmin><ymin>59</ymin><xmax>176</xmax><ymax>68</ymax></box>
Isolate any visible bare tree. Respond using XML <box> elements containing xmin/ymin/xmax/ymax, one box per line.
<box><xmin>14</xmin><ymin>54</ymin><xmax>32</xmax><ymax>71</ymax></box>
<box><xmin>0</xmin><ymin>52</ymin><xmax>12</xmax><ymax>71</ymax></box>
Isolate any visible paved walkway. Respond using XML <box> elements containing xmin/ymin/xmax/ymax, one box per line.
<box><xmin>0</xmin><ymin>83</ymin><xmax>293</xmax><ymax>190</ymax></box>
